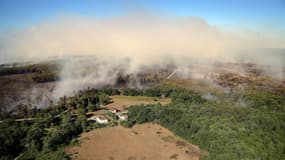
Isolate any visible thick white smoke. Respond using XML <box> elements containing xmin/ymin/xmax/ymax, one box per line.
<box><xmin>52</xmin><ymin>56</ymin><xmax>131</xmax><ymax>98</ymax></box>
<box><xmin>0</xmin><ymin>14</ymin><xmax>284</xmax><ymax>101</ymax></box>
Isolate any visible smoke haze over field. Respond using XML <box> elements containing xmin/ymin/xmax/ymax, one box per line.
<box><xmin>0</xmin><ymin>14</ymin><xmax>284</xmax><ymax>101</ymax></box>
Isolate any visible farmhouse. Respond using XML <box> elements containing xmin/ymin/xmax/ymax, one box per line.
<box><xmin>109</xmin><ymin>108</ymin><xmax>120</xmax><ymax>114</ymax></box>
<box><xmin>118</xmin><ymin>113</ymin><xmax>128</xmax><ymax>121</ymax></box>
<box><xmin>96</xmin><ymin>115</ymin><xmax>109</xmax><ymax>124</ymax></box>
<box><xmin>87</xmin><ymin>115</ymin><xmax>97</xmax><ymax>121</ymax></box>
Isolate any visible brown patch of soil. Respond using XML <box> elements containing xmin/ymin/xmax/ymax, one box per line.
<box><xmin>66</xmin><ymin>123</ymin><xmax>205</xmax><ymax>160</ymax></box>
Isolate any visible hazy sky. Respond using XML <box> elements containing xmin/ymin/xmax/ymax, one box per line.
<box><xmin>0</xmin><ymin>0</ymin><xmax>284</xmax><ymax>64</ymax></box>
<box><xmin>0</xmin><ymin>0</ymin><xmax>284</xmax><ymax>35</ymax></box>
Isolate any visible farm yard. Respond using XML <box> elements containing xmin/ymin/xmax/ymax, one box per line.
<box><xmin>66</xmin><ymin>123</ymin><xmax>205</xmax><ymax>160</ymax></box>
<box><xmin>84</xmin><ymin>95</ymin><xmax>171</xmax><ymax>125</ymax></box>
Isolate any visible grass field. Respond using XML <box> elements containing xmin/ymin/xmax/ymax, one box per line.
<box><xmin>66</xmin><ymin>123</ymin><xmax>205</xmax><ymax>160</ymax></box>
<box><xmin>104</xmin><ymin>95</ymin><xmax>171</xmax><ymax>110</ymax></box>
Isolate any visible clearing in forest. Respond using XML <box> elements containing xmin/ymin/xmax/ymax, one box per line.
<box><xmin>104</xmin><ymin>95</ymin><xmax>171</xmax><ymax>110</ymax></box>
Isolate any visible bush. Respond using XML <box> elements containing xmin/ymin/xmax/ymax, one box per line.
<box><xmin>120</xmin><ymin>121</ymin><xmax>135</xmax><ymax>128</ymax></box>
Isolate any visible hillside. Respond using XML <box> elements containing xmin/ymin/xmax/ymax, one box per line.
<box><xmin>0</xmin><ymin>61</ymin><xmax>284</xmax><ymax>160</ymax></box>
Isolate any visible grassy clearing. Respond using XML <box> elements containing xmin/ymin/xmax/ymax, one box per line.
<box><xmin>111</xmin><ymin>95</ymin><xmax>171</xmax><ymax>104</ymax></box>
<box><xmin>105</xmin><ymin>95</ymin><xmax>171</xmax><ymax>110</ymax></box>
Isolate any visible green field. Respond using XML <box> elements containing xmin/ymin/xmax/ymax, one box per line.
<box><xmin>105</xmin><ymin>95</ymin><xmax>171</xmax><ymax>110</ymax></box>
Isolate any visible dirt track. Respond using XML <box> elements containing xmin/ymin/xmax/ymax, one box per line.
<box><xmin>66</xmin><ymin>123</ymin><xmax>204</xmax><ymax>160</ymax></box>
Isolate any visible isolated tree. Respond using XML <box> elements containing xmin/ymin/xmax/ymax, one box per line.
<box><xmin>43</xmin><ymin>131</ymin><xmax>63</xmax><ymax>151</ymax></box>
<box><xmin>77</xmin><ymin>108</ymin><xmax>87</xmax><ymax>131</ymax></box>
<box><xmin>27</xmin><ymin>125</ymin><xmax>45</xmax><ymax>151</ymax></box>
<box><xmin>99</xmin><ymin>94</ymin><xmax>111</xmax><ymax>105</ymax></box>
<box><xmin>87</xmin><ymin>102</ymin><xmax>96</xmax><ymax>112</ymax></box>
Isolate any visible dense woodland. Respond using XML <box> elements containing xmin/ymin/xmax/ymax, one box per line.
<box><xmin>0</xmin><ymin>76</ymin><xmax>285</xmax><ymax>159</ymax></box>
<box><xmin>0</xmin><ymin>87</ymin><xmax>113</xmax><ymax>160</ymax></box>
<box><xmin>125</xmin><ymin>86</ymin><xmax>285</xmax><ymax>160</ymax></box>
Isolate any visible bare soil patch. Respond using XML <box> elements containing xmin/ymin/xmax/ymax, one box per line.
<box><xmin>66</xmin><ymin>123</ymin><xmax>205</xmax><ymax>160</ymax></box>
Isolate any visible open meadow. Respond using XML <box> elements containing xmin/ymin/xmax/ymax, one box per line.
<box><xmin>104</xmin><ymin>96</ymin><xmax>171</xmax><ymax>110</ymax></box>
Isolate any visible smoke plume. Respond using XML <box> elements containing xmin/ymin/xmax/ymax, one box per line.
<box><xmin>0</xmin><ymin>13</ymin><xmax>284</xmax><ymax>100</ymax></box>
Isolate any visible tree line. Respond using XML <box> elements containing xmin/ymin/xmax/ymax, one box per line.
<box><xmin>0</xmin><ymin>63</ymin><xmax>60</xmax><ymax>83</ymax></box>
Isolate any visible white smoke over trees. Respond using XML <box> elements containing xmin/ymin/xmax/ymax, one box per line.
<box><xmin>0</xmin><ymin>13</ymin><xmax>284</xmax><ymax>102</ymax></box>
